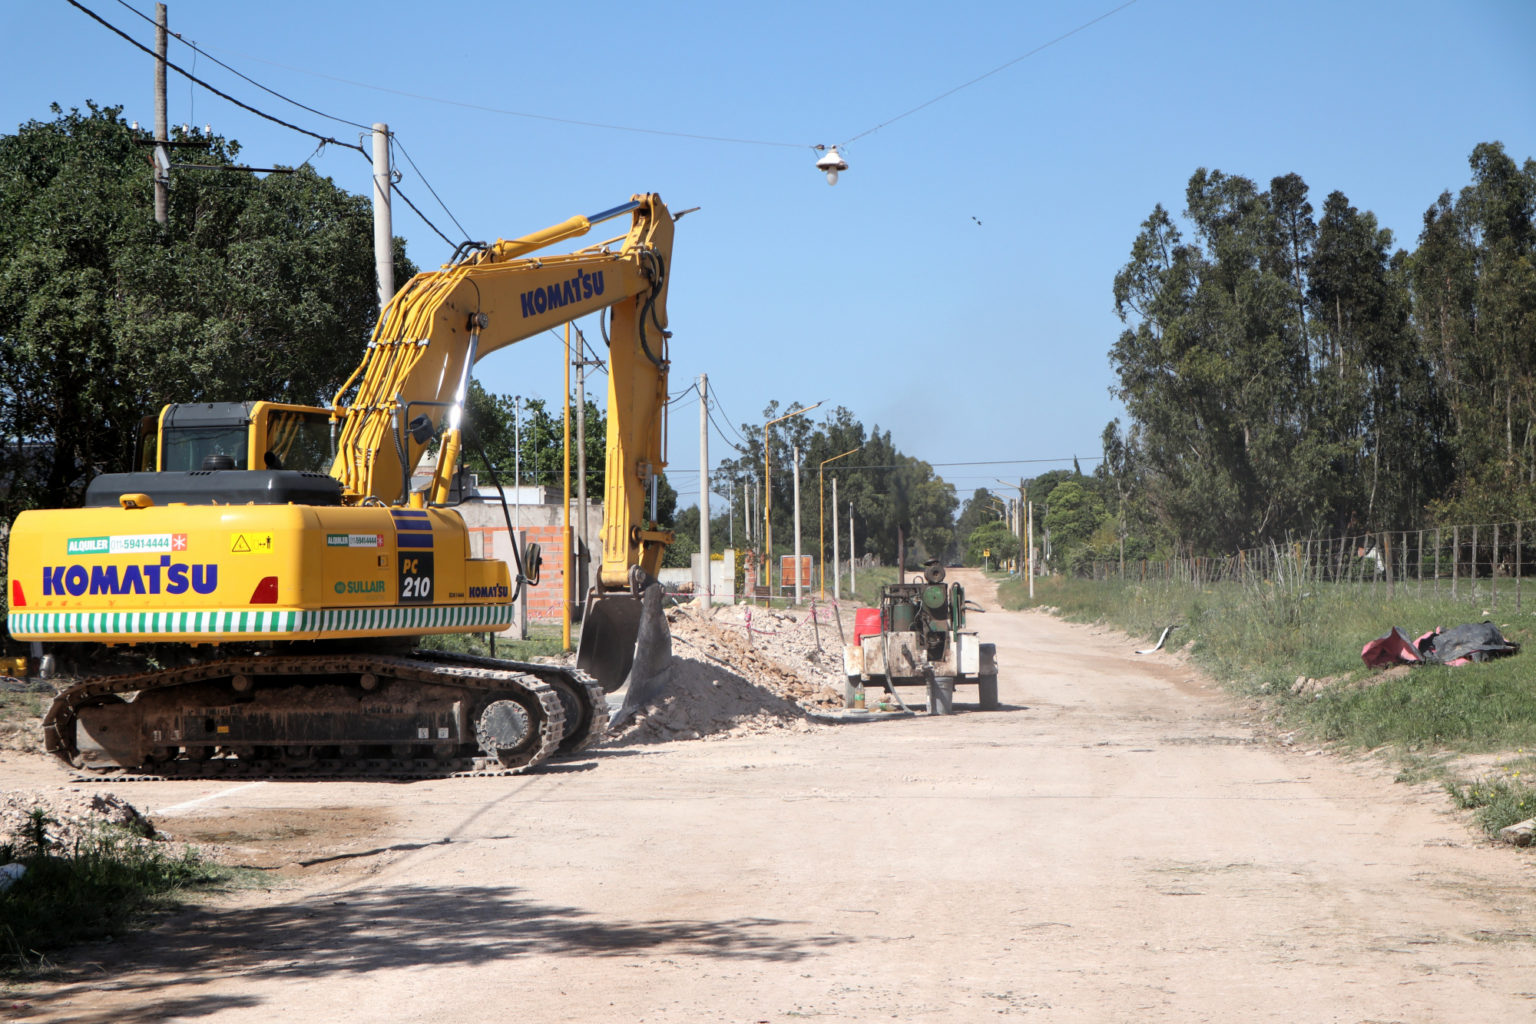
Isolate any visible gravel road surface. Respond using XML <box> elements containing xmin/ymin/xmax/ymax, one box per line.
<box><xmin>6</xmin><ymin>570</ymin><xmax>1535</xmax><ymax>1022</ymax></box>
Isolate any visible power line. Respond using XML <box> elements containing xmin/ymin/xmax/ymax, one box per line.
<box><xmin>707</xmin><ymin>405</ymin><xmax>751</xmax><ymax>455</ymax></box>
<box><xmin>703</xmin><ymin>387</ymin><xmax>753</xmax><ymax>447</ymax></box>
<box><xmin>391</xmin><ymin>135</ymin><xmax>469</xmax><ymax>240</ymax></box>
<box><xmin>66</xmin><ymin>0</ymin><xmax>366</xmax><ymax>156</ymax></box>
<box><xmin>838</xmin><ymin>457</ymin><xmax>1104</xmax><ymax>471</ymax></box>
<box><xmin>89</xmin><ymin>0</ymin><xmax>1138</xmax><ymax>172</ymax></box>
<box><xmin>840</xmin><ymin>0</ymin><xmax>1141</xmax><ymax>146</ymax></box>
<box><xmin>391</xmin><ymin>180</ymin><xmax>456</xmax><ymax>248</ymax></box>
<box><xmin>110</xmin><ymin>0</ymin><xmax>373</xmax><ymax>132</ymax></box>
<box><xmin>207</xmin><ymin>49</ymin><xmax>812</xmax><ymax>150</ymax></box>
<box><xmin>108</xmin><ymin>1</ymin><xmax>472</xmax><ymax>251</ymax></box>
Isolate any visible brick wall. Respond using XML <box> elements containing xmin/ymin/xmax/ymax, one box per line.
<box><xmin>459</xmin><ymin>501</ymin><xmax>601</xmax><ymax>626</ymax></box>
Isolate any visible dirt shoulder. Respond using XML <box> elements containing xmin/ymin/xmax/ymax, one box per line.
<box><xmin>6</xmin><ymin>571</ymin><xmax>1536</xmax><ymax>1022</ymax></box>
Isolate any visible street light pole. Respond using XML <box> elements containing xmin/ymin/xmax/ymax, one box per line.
<box><xmin>763</xmin><ymin>401</ymin><xmax>822</xmax><ymax>599</ymax></box>
<box><xmin>818</xmin><ymin>445</ymin><xmax>861</xmax><ymax>598</ymax></box>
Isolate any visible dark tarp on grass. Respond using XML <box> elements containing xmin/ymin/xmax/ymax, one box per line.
<box><xmin>1362</xmin><ymin>621</ymin><xmax>1520</xmax><ymax>668</ymax></box>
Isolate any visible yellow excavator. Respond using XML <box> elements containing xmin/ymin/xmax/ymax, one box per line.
<box><xmin>5</xmin><ymin>193</ymin><xmax>679</xmax><ymax>777</ymax></box>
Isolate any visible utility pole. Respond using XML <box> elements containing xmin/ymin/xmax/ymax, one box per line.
<box><xmin>1018</xmin><ymin>477</ymin><xmax>1027</xmax><ymax>581</ymax></box>
<box><xmin>371</xmin><ymin>124</ymin><xmax>393</xmax><ymax>309</ymax></box>
<box><xmin>1027</xmin><ymin>500</ymin><xmax>1035</xmax><ymax>600</ymax></box>
<box><xmin>729</xmin><ymin>479</ymin><xmax>734</xmax><ymax>547</ymax></box>
<box><xmin>698</xmin><ymin>373</ymin><xmax>710</xmax><ymax>610</ymax></box>
<box><xmin>832</xmin><ymin>476</ymin><xmax>840</xmax><ymax>601</ymax></box>
<box><xmin>153</xmin><ymin>3</ymin><xmax>168</xmax><ymax>227</ymax></box>
<box><xmin>562</xmin><ymin>323</ymin><xmax>572</xmax><ymax>651</ymax></box>
<box><xmin>849</xmin><ymin>501</ymin><xmax>856</xmax><ymax>595</ymax></box>
<box><xmin>792</xmin><ymin>444</ymin><xmax>803</xmax><ymax>604</ymax></box>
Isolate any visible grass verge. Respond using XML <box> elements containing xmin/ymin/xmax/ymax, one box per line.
<box><xmin>999</xmin><ymin>574</ymin><xmax>1536</xmax><ymax>839</ymax></box>
<box><xmin>1</xmin><ymin>812</ymin><xmax>245</xmax><ymax>976</ymax></box>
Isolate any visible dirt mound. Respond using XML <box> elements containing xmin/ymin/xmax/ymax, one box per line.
<box><xmin>604</xmin><ymin>602</ymin><xmax>848</xmax><ymax>745</ymax></box>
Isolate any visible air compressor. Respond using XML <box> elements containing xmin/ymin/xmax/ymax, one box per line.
<box><xmin>843</xmin><ymin>561</ymin><xmax>999</xmax><ymax>714</ymax></box>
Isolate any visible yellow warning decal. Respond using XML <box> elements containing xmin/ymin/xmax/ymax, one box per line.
<box><xmin>230</xmin><ymin>533</ymin><xmax>274</xmax><ymax>554</ymax></box>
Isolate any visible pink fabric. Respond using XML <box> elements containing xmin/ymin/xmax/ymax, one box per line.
<box><xmin>1361</xmin><ymin>628</ymin><xmax>1422</xmax><ymax>668</ymax></box>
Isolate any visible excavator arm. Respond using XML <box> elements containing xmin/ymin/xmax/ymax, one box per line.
<box><xmin>330</xmin><ymin>194</ymin><xmax>674</xmax><ymax>583</ymax></box>
<box><xmin>329</xmin><ymin>194</ymin><xmax>677</xmax><ymax>704</ymax></box>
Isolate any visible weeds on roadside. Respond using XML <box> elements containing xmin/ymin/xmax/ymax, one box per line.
<box><xmin>1445</xmin><ymin>772</ymin><xmax>1536</xmax><ymax>837</ymax></box>
<box><xmin>1</xmin><ymin>817</ymin><xmax>238</xmax><ymax>976</ymax></box>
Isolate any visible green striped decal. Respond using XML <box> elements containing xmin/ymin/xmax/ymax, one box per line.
<box><xmin>8</xmin><ymin>604</ymin><xmax>514</xmax><ymax>637</ymax></box>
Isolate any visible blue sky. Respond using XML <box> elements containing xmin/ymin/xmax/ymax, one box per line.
<box><xmin>4</xmin><ymin>0</ymin><xmax>1534</xmax><ymax>509</ymax></box>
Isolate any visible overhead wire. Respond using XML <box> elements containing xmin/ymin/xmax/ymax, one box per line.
<box><xmin>85</xmin><ymin>1</ymin><xmax>465</xmax><ymax>255</ymax></box>
<box><xmin>702</xmin><ymin>386</ymin><xmax>753</xmax><ymax>448</ymax></box>
<box><xmin>114</xmin><ymin>0</ymin><xmax>1138</xmax><ymax>159</ymax></box>
<box><xmin>707</xmin><ymin>406</ymin><xmax>751</xmax><ymax>455</ymax></box>
<box><xmin>110</xmin><ymin>0</ymin><xmax>374</xmax><ymax>131</ymax></box>
<box><xmin>186</xmin><ymin>50</ymin><xmax>814</xmax><ymax>150</ymax></box>
<box><xmin>66</xmin><ymin>0</ymin><xmax>366</xmax><ymax>156</ymax></box>
<box><xmin>838</xmin><ymin>0</ymin><xmax>1141</xmax><ymax>146</ymax></box>
<box><xmin>391</xmin><ymin>135</ymin><xmax>470</xmax><ymax>240</ymax></box>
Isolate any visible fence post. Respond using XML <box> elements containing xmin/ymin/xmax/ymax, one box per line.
<box><xmin>1425</xmin><ymin>528</ymin><xmax>1437</xmax><ymax>592</ymax></box>
<box><xmin>1493</xmin><ymin>523</ymin><xmax>1500</xmax><ymax>608</ymax></box>
<box><xmin>1472</xmin><ymin>524</ymin><xmax>1479</xmax><ymax>603</ymax></box>
<box><xmin>1418</xmin><ymin>529</ymin><xmax>1424</xmax><ymax>595</ymax></box>
<box><xmin>1519</xmin><ymin>521</ymin><xmax>1524</xmax><ymax>612</ymax></box>
<box><xmin>1452</xmin><ymin>525</ymin><xmax>1459</xmax><ymax>599</ymax></box>
<box><xmin>1385</xmin><ymin>532</ymin><xmax>1394</xmax><ymax>598</ymax></box>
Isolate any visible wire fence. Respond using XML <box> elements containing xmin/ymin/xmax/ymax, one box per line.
<box><xmin>1080</xmin><ymin>522</ymin><xmax>1536</xmax><ymax>610</ymax></box>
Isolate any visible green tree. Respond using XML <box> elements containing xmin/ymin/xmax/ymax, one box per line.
<box><xmin>461</xmin><ymin>383</ymin><xmax>605</xmax><ymax>500</ymax></box>
<box><xmin>0</xmin><ymin>102</ymin><xmax>410</xmax><ymax>519</ymax></box>
<box><xmin>965</xmin><ymin>519</ymin><xmax>1016</xmax><ymax>567</ymax></box>
<box><xmin>1410</xmin><ymin>143</ymin><xmax>1536</xmax><ymax>523</ymax></box>
<box><xmin>710</xmin><ymin>403</ymin><xmax>956</xmax><ymax>569</ymax></box>
<box><xmin>954</xmin><ymin>487</ymin><xmax>1002</xmax><ymax>559</ymax></box>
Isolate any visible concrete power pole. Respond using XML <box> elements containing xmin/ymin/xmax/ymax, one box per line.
<box><xmin>153</xmin><ymin>4</ymin><xmax>168</xmax><ymax>227</ymax></box>
<box><xmin>371</xmin><ymin>124</ymin><xmax>394</xmax><ymax>310</ymax></box>
<box><xmin>832</xmin><ymin>476</ymin><xmax>840</xmax><ymax>601</ymax></box>
<box><xmin>1018</xmin><ymin>477</ymin><xmax>1027</xmax><ymax>581</ymax></box>
<box><xmin>792</xmin><ymin>445</ymin><xmax>803</xmax><ymax>604</ymax></box>
<box><xmin>698</xmin><ymin>373</ymin><xmax>710</xmax><ymax>610</ymax></box>
<box><xmin>1027</xmin><ymin>500</ymin><xmax>1035</xmax><ymax>600</ymax></box>
<box><xmin>849</xmin><ymin>501</ymin><xmax>856</xmax><ymax>595</ymax></box>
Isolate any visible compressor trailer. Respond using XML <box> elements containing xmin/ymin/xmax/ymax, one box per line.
<box><xmin>842</xmin><ymin>563</ymin><xmax>999</xmax><ymax>714</ymax></box>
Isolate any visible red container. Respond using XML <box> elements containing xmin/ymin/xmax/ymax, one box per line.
<box><xmin>853</xmin><ymin>607</ymin><xmax>882</xmax><ymax>645</ymax></box>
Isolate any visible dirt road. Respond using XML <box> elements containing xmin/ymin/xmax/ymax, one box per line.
<box><xmin>8</xmin><ymin>570</ymin><xmax>1536</xmax><ymax>1022</ymax></box>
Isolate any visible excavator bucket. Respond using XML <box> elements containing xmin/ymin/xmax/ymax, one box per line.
<box><xmin>577</xmin><ymin>583</ymin><xmax>672</xmax><ymax>726</ymax></box>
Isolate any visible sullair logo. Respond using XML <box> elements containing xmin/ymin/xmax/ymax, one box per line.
<box><xmin>519</xmin><ymin>269</ymin><xmax>604</xmax><ymax>318</ymax></box>
<box><xmin>468</xmin><ymin>584</ymin><xmax>509</xmax><ymax>599</ymax></box>
<box><xmin>42</xmin><ymin>557</ymin><xmax>217</xmax><ymax>597</ymax></box>
<box><xmin>334</xmin><ymin>580</ymin><xmax>386</xmax><ymax>595</ymax></box>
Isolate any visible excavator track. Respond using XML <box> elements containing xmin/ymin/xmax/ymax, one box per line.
<box><xmin>405</xmin><ymin>650</ymin><xmax>609</xmax><ymax>756</ymax></box>
<box><xmin>42</xmin><ymin>649</ymin><xmax>605</xmax><ymax>781</ymax></box>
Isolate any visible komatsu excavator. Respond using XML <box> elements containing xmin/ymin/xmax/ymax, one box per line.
<box><xmin>5</xmin><ymin>193</ymin><xmax>679</xmax><ymax>777</ymax></box>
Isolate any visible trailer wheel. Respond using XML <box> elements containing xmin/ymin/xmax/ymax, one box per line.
<box><xmin>977</xmin><ymin>672</ymin><xmax>1000</xmax><ymax>710</ymax></box>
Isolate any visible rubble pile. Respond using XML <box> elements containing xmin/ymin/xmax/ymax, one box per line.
<box><xmin>605</xmin><ymin>601</ymin><xmax>851</xmax><ymax>745</ymax></box>
<box><xmin>1</xmin><ymin>789</ymin><xmax>154</xmax><ymax>852</ymax></box>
